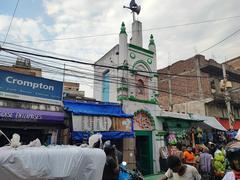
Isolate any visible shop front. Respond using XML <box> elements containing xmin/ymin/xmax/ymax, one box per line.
<box><xmin>217</xmin><ymin>117</ymin><xmax>240</xmax><ymax>130</ymax></box>
<box><xmin>134</xmin><ymin>109</ymin><xmax>154</xmax><ymax>175</ymax></box>
<box><xmin>0</xmin><ymin>107</ymin><xmax>65</xmax><ymax>146</ymax></box>
<box><xmin>158</xmin><ymin>112</ymin><xmax>197</xmax><ymax>147</ymax></box>
<box><xmin>63</xmin><ymin>100</ymin><xmax>134</xmax><ymax>165</ymax></box>
<box><xmin>159</xmin><ymin>112</ymin><xmax>227</xmax><ymax>146</ymax></box>
<box><xmin>122</xmin><ymin>100</ymin><xmax>163</xmax><ymax>175</ymax></box>
<box><xmin>0</xmin><ymin>69</ymin><xmax>66</xmax><ymax>146</ymax></box>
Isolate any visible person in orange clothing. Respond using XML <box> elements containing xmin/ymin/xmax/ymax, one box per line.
<box><xmin>183</xmin><ymin>146</ymin><xmax>196</xmax><ymax>166</ymax></box>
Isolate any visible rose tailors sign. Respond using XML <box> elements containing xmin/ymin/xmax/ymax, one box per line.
<box><xmin>0</xmin><ymin>70</ymin><xmax>63</xmax><ymax>105</ymax></box>
<box><xmin>0</xmin><ymin>107</ymin><xmax>64</xmax><ymax>122</ymax></box>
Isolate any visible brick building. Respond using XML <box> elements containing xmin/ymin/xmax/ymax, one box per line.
<box><xmin>225</xmin><ymin>56</ymin><xmax>240</xmax><ymax>70</ymax></box>
<box><xmin>0</xmin><ymin>57</ymin><xmax>42</xmax><ymax>77</ymax></box>
<box><xmin>157</xmin><ymin>54</ymin><xmax>240</xmax><ymax>129</ymax></box>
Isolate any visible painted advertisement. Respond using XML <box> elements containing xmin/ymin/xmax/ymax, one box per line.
<box><xmin>0</xmin><ymin>70</ymin><xmax>63</xmax><ymax>105</ymax></box>
<box><xmin>72</xmin><ymin>115</ymin><xmax>132</xmax><ymax>132</ymax></box>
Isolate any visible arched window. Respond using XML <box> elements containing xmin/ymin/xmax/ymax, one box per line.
<box><xmin>137</xmin><ymin>79</ymin><xmax>144</xmax><ymax>95</ymax></box>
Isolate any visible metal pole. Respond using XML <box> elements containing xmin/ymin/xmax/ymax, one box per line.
<box><xmin>222</xmin><ymin>64</ymin><xmax>234</xmax><ymax>130</ymax></box>
<box><xmin>61</xmin><ymin>63</ymin><xmax>66</xmax><ymax>102</ymax></box>
<box><xmin>168</xmin><ymin>66</ymin><xmax>172</xmax><ymax>111</ymax></box>
<box><xmin>133</xmin><ymin>12</ymin><xmax>136</xmax><ymax>22</ymax></box>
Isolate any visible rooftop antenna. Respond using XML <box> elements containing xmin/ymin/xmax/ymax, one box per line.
<box><xmin>194</xmin><ymin>46</ymin><xmax>198</xmax><ymax>55</ymax></box>
<box><xmin>123</xmin><ymin>0</ymin><xmax>141</xmax><ymax>22</ymax></box>
<box><xmin>211</xmin><ymin>53</ymin><xmax>216</xmax><ymax>60</ymax></box>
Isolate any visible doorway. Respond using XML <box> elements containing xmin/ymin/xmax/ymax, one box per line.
<box><xmin>135</xmin><ymin>131</ymin><xmax>153</xmax><ymax>175</ymax></box>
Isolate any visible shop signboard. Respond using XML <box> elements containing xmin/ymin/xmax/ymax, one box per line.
<box><xmin>0</xmin><ymin>70</ymin><xmax>63</xmax><ymax>105</ymax></box>
<box><xmin>72</xmin><ymin>115</ymin><xmax>132</xmax><ymax>132</ymax></box>
<box><xmin>0</xmin><ymin>107</ymin><xmax>64</xmax><ymax>122</ymax></box>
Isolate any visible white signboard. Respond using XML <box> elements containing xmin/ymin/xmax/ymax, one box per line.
<box><xmin>72</xmin><ymin>115</ymin><xmax>132</xmax><ymax>132</ymax></box>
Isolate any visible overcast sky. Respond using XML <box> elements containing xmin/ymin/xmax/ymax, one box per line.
<box><xmin>0</xmin><ymin>0</ymin><xmax>240</xmax><ymax>97</ymax></box>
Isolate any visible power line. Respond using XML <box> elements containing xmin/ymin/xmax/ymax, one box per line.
<box><xmin>0</xmin><ymin>46</ymin><xmax>209</xmax><ymax>78</ymax></box>
<box><xmin>0</xmin><ymin>58</ymin><xmax>209</xmax><ymax>102</ymax></box>
<box><xmin>0</xmin><ymin>57</ymin><xmax>203</xmax><ymax>101</ymax></box>
<box><xmin>1</xmin><ymin>41</ymin><xmax>94</xmax><ymax>64</ymax></box>
<box><xmin>0</xmin><ymin>53</ymin><xmax>205</xmax><ymax>93</ymax></box>
<box><xmin>200</xmin><ymin>26</ymin><xmax>240</xmax><ymax>53</ymax></box>
<box><xmin>12</xmin><ymin>15</ymin><xmax>240</xmax><ymax>43</ymax></box>
<box><xmin>2</xmin><ymin>0</ymin><xmax>20</xmax><ymax>46</ymax></box>
<box><xmin>0</xmin><ymin>55</ymin><xmax>205</xmax><ymax>95</ymax></box>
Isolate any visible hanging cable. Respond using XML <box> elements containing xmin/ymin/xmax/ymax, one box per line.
<box><xmin>2</xmin><ymin>0</ymin><xmax>20</xmax><ymax>46</ymax></box>
<box><xmin>200</xmin><ymin>26</ymin><xmax>240</xmax><ymax>53</ymax></box>
<box><xmin>0</xmin><ymin>46</ymin><xmax>209</xmax><ymax>78</ymax></box>
<box><xmin>11</xmin><ymin>15</ymin><xmax>240</xmax><ymax>43</ymax></box>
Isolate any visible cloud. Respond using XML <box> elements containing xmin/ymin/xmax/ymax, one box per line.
<box><xmin>0</xmin><ymin>0</ymin><xmax>240</xmax><ymax>98</ymax></box>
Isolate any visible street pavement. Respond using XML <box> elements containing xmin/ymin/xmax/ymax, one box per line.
<box><xmin>144</xmin><ymin>173</ymin><xmax>165</xmax><ymax>180</ymax></box>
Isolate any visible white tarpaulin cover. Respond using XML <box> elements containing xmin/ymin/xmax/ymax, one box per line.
<box><xmin>0</xmin><ymin>145</ymin><xmax>106</xmax><ymax>180</ymax></box>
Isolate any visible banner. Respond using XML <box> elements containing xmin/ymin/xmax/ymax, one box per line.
<box><xmin>72</xmin><ymin>115</ymin><xmax>132</xmax><ymax>132</ymax></box>
<box><xmin>0</xmin><ymin>70</ymin><xmax>63</xmax><ymax>105</ymax></box>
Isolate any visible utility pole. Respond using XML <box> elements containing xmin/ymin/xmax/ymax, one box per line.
<box><xmin>168</xmin><ymin>53</ymin><xmax>173</xmax><ymax>111</ymax></box>
<box><xmin>168</xmin><ymin>68</ymin><xmax>173</xmax><ymax>111</ymax></box>
<box><xmin>221</xmin><ymin>64</ymin><xmax>234</xmax><ymax>130</ymax></box>
<box><xmin>196</xmin><ymin>55</ymin><xmax>204</xmax><ymax>99</ymax></box>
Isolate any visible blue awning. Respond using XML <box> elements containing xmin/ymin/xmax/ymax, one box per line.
<box><xmin>63</xmin><ymin>100</ymin><xmax>133</xmax><ymax>118</ymax></box>
<box><xmin>72</xmin><ymin>131</ymin><xmax>134</xmax><ymax>140</ymax></box>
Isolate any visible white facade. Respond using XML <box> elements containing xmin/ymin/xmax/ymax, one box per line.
<box><xmin>122</xmin><ymin>100</ymin><xmax>163</xmax><ymax>173</ymax></box>
<box><xmin>93</xmin><ymin>19</ymin><xmax>163</xmax><ymax>174</ymax></box>
<box><xmin>94</xmin><ymin>45</ymin><xmax>119</xmax><ymax>103</ymax></box>
<box><xmin>94</xmin><ymin>21</ymin><xmax>158</xmax><ymax>104</ymax></box>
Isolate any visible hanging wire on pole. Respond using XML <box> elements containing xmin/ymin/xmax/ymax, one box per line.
<box><xmin>2</xmin><ymin>0</ymin><xmax>20</xmax><ymax>47</ymax></box>
<box><xmin>200</xmin><ymin>27</ymin><xmax>240</xmax><ymax>53</ymax></box>
<box><xmin>0</xmin><ymin>46</ymin><xmax>209</xmax><ymax>79</ymax></box>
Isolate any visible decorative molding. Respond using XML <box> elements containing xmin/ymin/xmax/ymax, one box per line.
<box><xmin>132</xmin><ymin>60</ymin><xmax>152</xmax><ymax>73</ymax></box>
<box><xmin>134</xmin><ymin>109</ymin><xmax>155</xmax><ymax>128</ymax></box>
<box><xmin>129</xmin><ymin>49</ymin><xmax>153</xmax><ymax>58</ymax></box>
<box><xmin>147</xmin><ymin>58</ymin><xmax>153</xmax><ymax>64</ymax></box>
<box><xmin>128</xmin><ymin>95</ymin><xmax>158</xmax><ymax>104</ymax></box>
<box><xmin>117</xmin><ymin>87</ymin><xmax>128</xmax><ymax>92</ymax></box>
<box><xmin>128</xmin><ymin>44</ymin><xmax>154</xmax><ymax>55</ymax></box>
<box><xmin>130</xmin><ymin>52</ymin><xmax>136</xmax><ymax>59</ymax></box>
<box><xmin>117</xmin><ymin>95</ymin><xmax>157</xmax><ymax>104</ymax></box>
<box><xmin>117</xmin><ymin>95</ymin><xmax>128</xmax><ymax>101</ymax></box>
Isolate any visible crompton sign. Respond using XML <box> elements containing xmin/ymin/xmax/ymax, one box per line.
<box><xmin>0</xmin><ymin>70</ymin><xmax>63</xmax><ymax>105</ymax></box>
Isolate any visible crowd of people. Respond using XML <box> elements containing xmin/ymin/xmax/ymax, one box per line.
<box><xmin>159</xmin><ymin>130</ymin><xmax>240</xmax><ymax>180</ymax></box>
<box><xmin>88</xmin><ymin>134</ymin><xmax>124</xmax><ymax>180</ymax></box>
<box><xmin>88</xmin><ymin>130</ymin><xmax>240</xmax><ymax>180</ymax></box>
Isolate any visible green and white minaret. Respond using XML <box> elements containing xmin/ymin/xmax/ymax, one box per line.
<box><xmin>119</xmin><ymin>22</ymin><xmax>128</xmax><ymax>65</ymax></box>
<box><xmin>148</xmin><ymin>34</ymin><xmax>157</xmax><ymax>72</ymax></box>
<box><xmin>118</xmin><ymin>22</ymin><xmax>129</xmax><ymax>100</ymax></box>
